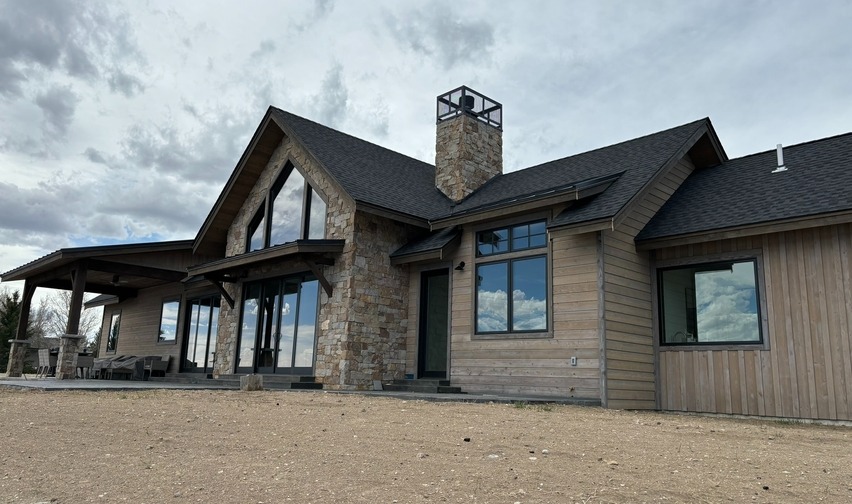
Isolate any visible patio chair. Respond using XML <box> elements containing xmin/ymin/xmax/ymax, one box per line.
<box><xmin>76</xmin><ymin>355</ymin><xmax>94</xmax><ymax>379</ymax></box>
<box><xmin>143</xmin><ymin>355</ymin><xmax>170</xmax><ymax>380</ymax></box>
<box><xmin>36</xmin><ymin>348</ymin><xmax>50</xmax><ymax>378</ymax></box>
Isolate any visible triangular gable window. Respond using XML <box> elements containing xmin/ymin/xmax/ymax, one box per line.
<box><xmin>245</xmin><ymin>162</ymin><xmax>327</xmax><ymax>253</ymax></box>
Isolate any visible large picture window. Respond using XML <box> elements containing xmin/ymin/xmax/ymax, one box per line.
<box><xmin>244</xmin><ymin>163</ymin><xmax>327</xmax><ymax>252</ymax></box>
<box><xmin>237</xmin><ymin>273</ymin><xmax>320</xmax><ymax>374</ymax></box>
<box><xmin>475</xmin><ymin>220</ymin><xmax>548</xmax><ymax>335</ymax></box>
<box><xmin>658</xmin><ymin>259</ymin><xmax>762</xmax><ymax>345</ymax></box>
<box><xmin>106</xmin><ymin>312</ymin><xmax>121</xmax><ymax>353</ymax></box>
<box><xmin>158</xmin><ymin>298</ymin><xmax>181</xmax><ymax>343</ymax></box>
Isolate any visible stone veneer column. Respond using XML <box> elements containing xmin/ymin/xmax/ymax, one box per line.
<box><xmin>55</xmin><ymin>335</ymin><xmax>83</xmax><ymax>380</ymax></box>
<box><xmin>5</xmin><ymin>340</ymin><xmax>29</xmax><ymax>377</ymax></box>
<box><xmin>435</xmin><ymin>113</ymin><xmax>502</xmax><ymax>202</ymax></box>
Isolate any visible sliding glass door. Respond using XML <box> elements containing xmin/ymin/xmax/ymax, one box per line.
<box><xmin>182</xmin><ymin>295</ymin><xmax>220</xmax><ymax>374</ymax></box>
<box><xmin>236</xmin><ymin>273</ymin><xmax>319</xmax><ymax>375</ymax></box>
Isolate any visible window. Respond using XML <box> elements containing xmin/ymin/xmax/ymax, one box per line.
<box><xmin>245</xmin><ymin>163</ymin><xmax>327</xmax><ymax>252</ymax></box>
<box><xmin>106</xmin><ymin>312</ymin><xmax>121</xmax><ymax>353</ymax></box>
<box><xmin>477</xmin><ymin>221</ymin><xmax>546</xmax><ymax>256</ymax></box>
<box><xmin>475</xmin><ymin>220</ymin><xmax>548</xmax><ymax>334</ymax></box>
<box><xmin>183</xmin><ymin>295</ymin><xmax>220</xmax><ymax>373</ymax></box>
<box><xmin>236</xmin><ymin>273</ymin><xmax>319</xmax><ymax>373</ymax></box>
<box><xmin>658</xmin><ymin>259</ymin><xmax>762</xmax><ymax>345</ymax></box>
<box><xmin>158</xmin><ymin>298</ymin><xmax>181</xmax><ymax>343</ymax></box>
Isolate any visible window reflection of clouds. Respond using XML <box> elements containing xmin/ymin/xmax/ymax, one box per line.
<box><xmin>476</xmin><ymin>257</ymin><xmax>547</xmax><ymax>332</ymax></box>
<box><xmin>159</xmin><ymin>299</ymin><xmax>180</xmax><ymax>341</ymax></box>
<box><xmin>269</xmin><ymin>170</ymin><xmax>304</xmax><ymax>246</ymax></box>
<box><xmin>695</xmin><ymin>262</ymin><xmax>759</xmax><ymax>342</ymax></box>
<box><xmin>512</xmin><ymin>257</ymin><xmax>546</xmax><ymax>331</ymax></box>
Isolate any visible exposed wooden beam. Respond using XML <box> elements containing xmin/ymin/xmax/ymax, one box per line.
<box><xmin>14</xmin><ymin>280</ymin><xmax>36</xmax><ymax>340</ymax></box>
<box><xmin>65</xmin><ymin>265</ymin><xmax>87</xmax><ymax>335</ymax></box>
<box><xmin>204</xmin><ymin>276</ymin><xmax>235</xmax><ymax>309</ymax></box>
<box><xmin>38</xmin><ymin>278</ymin><xmax>138</xmax><ymax>298</ymax></box>
<box><xmin>303</xmin><ymin>259</ymin><xmax>333</xmax><ymax>297</ymax></box>
<box><xmin>86</xmin><ymin>259</ymin><xmax>186</xmax><ymax>282</ymax></box>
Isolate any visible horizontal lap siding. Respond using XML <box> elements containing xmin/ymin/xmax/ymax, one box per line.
<box><xmin>448</xmin><ymin>228</ymin><xmax>602</xmax><ymax>399</ymax></box>
<box><xmin>99</xmin><ymin>284</ymin><xmax>191</xmax><ymax>372</ymax></box>
<box><xmin>603</xmin><ymin>157</ymin><xmax>696</xmax><ymax>409</ymax></box>
<box><xmin>657</xmin><ymin>224</ymin><xmax>852</xmax><ymax>420</ymax></box>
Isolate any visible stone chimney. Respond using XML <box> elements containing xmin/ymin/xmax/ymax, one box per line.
<box><xmin>435</xmin><ymin>86</ymin><xmax>503</xmax><ymax>202</ymax></box>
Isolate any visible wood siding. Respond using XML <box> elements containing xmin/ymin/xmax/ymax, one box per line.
<box><xmin>602</xmin><ymin>156</ymin><xmax>697</xmax><ymax>409</ymax></box>
<box><xmin>405</xmin><ymin>213</ymin><xmax>603</xmax><ymax>399</ymax></box>
<box><xmin>98</xmin><ymin>284</ymin><xmax>218</xmax><ymax>373</ymax></box>
<box><xmin>656</xmin><ymin>224</ymin><xmax>852</xmax><ymax>420</ymax></box>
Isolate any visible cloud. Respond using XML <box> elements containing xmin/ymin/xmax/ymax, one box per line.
<box><xmin>291</xmin><ymin>0</ymin><xmax>336</xmax><ymax>32</ymax></box>
<box><xmin>35</xmin><ymin>86</ymin><xmax>79</xmax><ymax>136</ymax></box>
<box><xmin>312</xmin><ymin>64</ymin><xmax>348</xmax><ymax>127</ymax></box>
<box><xmin>0</xmin><ymin>0</ymin><xmax>146</xmax><ymax>97</ymax></box>
<box><xmin>250</xmin><ymin>40</ymin><xmax>276</xmax><ymax>60</ymax></box>
<box><xmin>107</xmin><ymin>70</ymin><xmax>146</xmax><ymax>98</ymax></box>
<box><xmin>384</xmin><ymin>7</ymin><xmax>494</xmax><ymax>69</ymax></box>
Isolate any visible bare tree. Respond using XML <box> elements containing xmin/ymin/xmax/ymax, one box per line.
<box><xmin>39</xmin><ymin>289</ymin><xmax>102</xmax><ymax>347</ymax></box>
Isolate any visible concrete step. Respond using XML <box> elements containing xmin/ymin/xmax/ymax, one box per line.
<box><xmin>150</xmin><ymin>373</ymin><xmax>322</xmax><ymax>390</ymax></box>
<box><xmin>383</xmin><ymin>380</ymin><xmax>463</xmax><ymax>394</ymax></box>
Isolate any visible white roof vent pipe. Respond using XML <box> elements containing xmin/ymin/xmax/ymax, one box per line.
<box><xmin>772</xmin><ymin>143</ymin><xmax>788</xmax><ymax>173</ymax></box>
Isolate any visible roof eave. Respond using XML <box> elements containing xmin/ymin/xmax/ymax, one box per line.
<box><xmin>431</xmin><ymin>174</ymin><xmax>620</xmax><ymax>229</ymax></box>
<box><xmin>636</xmin><ymin>209</ymin><xmax>852</xmax><ymax>250</ymax></box>
<box><xmin>0</xmin><ymin>240</ymin><xmax>194</xmax><ymax>282</ymax></box>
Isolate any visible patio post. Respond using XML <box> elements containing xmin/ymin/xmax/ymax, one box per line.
<box><xmin>56</xmin><ymin>263</ymin><xmax>87</xmax><ymax>380</ymax></box>
<box><xmin>5</xmin><ymin>280</ymin><xmax>35</xmax><ymax>377</ymax></box>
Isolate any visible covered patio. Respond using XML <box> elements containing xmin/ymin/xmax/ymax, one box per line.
<box><xmin>2</xmin><ymin>241</ymin><xmax>195</xmax><ymax>379</ymax></box>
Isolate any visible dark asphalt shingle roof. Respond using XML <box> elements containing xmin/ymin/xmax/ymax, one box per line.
<box><xmin>546</xmin><ymin>118</ymin><xmax>710</xmax><ymax>228</ymax></box>
<box><xmin>390</xmin><ymin>226</ymin><xmax>460</xmax><ymax>258</ymax></box>
<box><xmin>272</xmin><ymin>108</ymin><xmax>453</xmax><ymax>221</ymax></box>
<box><xmin>274</xmin><ymin>108</ymin><xmax>712</xmax><ymax>226</ymax></box>
<box><xmin>637</xmin><ymin>132</ymin><xmax>852</xmax><ymax>242</ymax></box>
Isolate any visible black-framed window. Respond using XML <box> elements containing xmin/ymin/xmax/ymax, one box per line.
<box><xmin>245</xmin><ymin>162</ymin><xmax>327</xmax><ymax>252</ymax></box>
<box><xmin>477</xmin><ymin>220</ymin><xmax>546</xmax><ymax>256</ymax></box>
<box><xmin>106</xmin><ymin>311</ymin><xmax>121</xmax><ymax>353</ymax></box>
<box><xmin>658</xmin><ymin>259</ymin><xmax>762</xmax><ymax>345</ymax></box>
<box><xmin>236</xmin><ymin>272</ymin><xmax>320</xmax><ymax>374</ymax></box>
<box><xmin>476</xmin><ymin>255</ymin><xmax>548</xmax><ymax>333</ymax></box>
<box><xmin>158</xmin><ymin>298</ymin><xmax>181</xmax><ymax>343</ymax></box>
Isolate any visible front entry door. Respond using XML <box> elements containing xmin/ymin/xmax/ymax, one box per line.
<box><xmin>419</xmin><ymin>269</ymin><xmax>449</xmax><ymax>378</ymax></box>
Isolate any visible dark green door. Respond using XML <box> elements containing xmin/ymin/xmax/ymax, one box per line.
<box><xmin>419</xmin><ymin>269</ymin><xmax>449</xmax><ymax>378</ymax></box>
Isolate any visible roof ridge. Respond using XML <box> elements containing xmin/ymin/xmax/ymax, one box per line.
<box><xmin>508</xmin><ymin>117</ymin><xmax>709</xmax><ymax>175</ymax></box>
<box><xmin>724</xmin><ymin>129</ymin><xmax>852</xmax><ymax>163</ymax></box>
<box><xmin>271</xmin><ymin>107</ymin><xmax>436</xmax><ymax>170</ymax></box>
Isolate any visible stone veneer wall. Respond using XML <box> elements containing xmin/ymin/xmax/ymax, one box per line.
<box><xmin>212</xmin><ymin>134</ymin><xmax>413</xmax><ymax>389</ymax></box>
<box><xmin>316</xmin><ymin>212</ymin><xmax>412</xmax><ymax>388</ymax></box>
<box><xmin>213</xmin><ymin>134</ymin><xmax>353</xmax><ymax>378</ymax></box>
<box><xmin>435</xmin><ymin>113</ymin><xmax>502</xmax><ymax>202</ymax></box>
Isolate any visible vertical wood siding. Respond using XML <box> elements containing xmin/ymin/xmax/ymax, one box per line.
<box><xmin>602</xmin><ymin>157</ymin><xmax>697</xmax><ymax>409</ymax></box>
<box><xmin>657</xmin><ymin>224</ymin><xmax>852</xmax><ymax>420</ymax></box>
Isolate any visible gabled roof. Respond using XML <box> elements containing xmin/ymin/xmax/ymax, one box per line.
<box><xmin>195</xmin><ymin>106</ymin><xmax>725</xmax><ymax>256</ymax></box>
<box><xmin>637</xmin><ymin>132</ymin><xmax>852</xmax><ymax>243</ymax></box>
<box><xmin>270</xmin><ymin>109</ymin><xmax>454</xmax><ymax>221</ymax></box>
<box><xmin>546</xmin><ymin>118</ymin><xmax>723</xmax><ymax>230</ymax></box>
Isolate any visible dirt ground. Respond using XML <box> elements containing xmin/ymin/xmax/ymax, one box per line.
<box><xmin>0</xmin><ymin>389</ymin><xmax>850</xmax><ymax>503</ymax></box>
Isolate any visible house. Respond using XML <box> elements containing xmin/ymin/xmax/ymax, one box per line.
<box><xmin>3</xmin><ymin>86</ymin><xmax>851</xmax><ymax>420</ymax></box>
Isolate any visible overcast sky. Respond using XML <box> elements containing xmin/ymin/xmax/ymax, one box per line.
<box><xmin>2</xmin><ymin>0</ymin><xmax>851</xmax><ymax>294</ymax></box>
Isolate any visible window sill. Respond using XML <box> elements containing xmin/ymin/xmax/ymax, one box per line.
<box><xmin>473</xmin><ymin>331</ymin><xmax>552</xmax><ymax>340</ymax></box>
<box><xmin>157</xmin><ymin>340</ymin><xmax>177</xmax><ymax>345</ymax></box>
<box><xmin>659</xmin><ymin>342</ymin><xmax>766</xmax><ymax>352</ymax></box>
